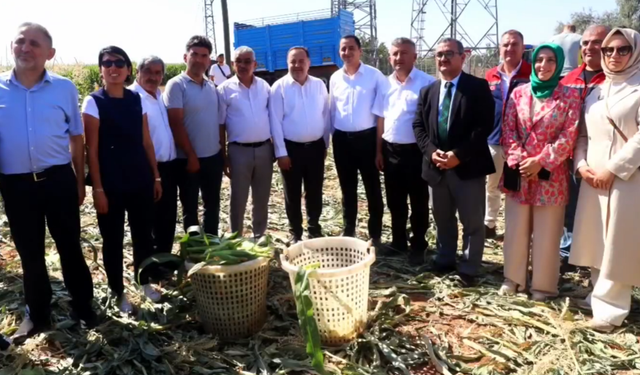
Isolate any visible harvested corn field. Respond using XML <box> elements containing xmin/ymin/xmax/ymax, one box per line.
<box><xmin>1</xmin><ymin>152</ymin><xmax>640</xmax><ymax>375</ymax></box>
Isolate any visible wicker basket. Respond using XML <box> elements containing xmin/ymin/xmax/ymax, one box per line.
<box><xmin>188</xmin><ymin>257</ymin><xmax>270</xmax><ymax>339</ymax></box>
<box><xmin>280</xmin><ymin>237</ymin><xmax>376</xmax><ymax>346</ymax></box>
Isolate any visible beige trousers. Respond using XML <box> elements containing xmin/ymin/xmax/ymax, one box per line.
<box><xmin>588</xmin><ymin>268</ymin><xmax>632</xmax><ymax>326</ymax></box>
<box><xmin>503</xmin><ymin>197</ymin><xmax>565</xmax><ymax>295</ymax></box>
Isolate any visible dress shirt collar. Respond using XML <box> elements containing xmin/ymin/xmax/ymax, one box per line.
<box><xmin>442</xmin><ymin>72</ymin><xmax>462</xmax><ymax>87</ymax></box>
<box><xmin>392</xmin><ymin>67</ymin><xmax>419</xmax><ymax>85</ymax></box>
<box><xmin>498</xmin><ymin>60</ymin><xmax>523</xmax><ymax>78</ymax></box>
<box><xmin>284</xmin><ymin>73</ymin><xmax>310</xmax><ymax>87</ymax></box>
<box><xmin>181</xmin><ymin>72</ymin><xmax>211</xmax><ymax>86</ymax></box>
<box><xmin>5</xmin><ymin>69</ymin><xmax>52</xmax><ymax>86</ymax></box>
<box><xmin>129</xmin><ymin>81</ymin><xmax>161</xmax><ymax>100</ymax></box>
<box><xmin>342</xmin><ymin>61</ymin><xmax>365</xmax><ymax>77</ymax></box>
<box><xmin>229</xmin><ymin>74</ymin><xmax>260</xmax><ymax>89</ymax></box>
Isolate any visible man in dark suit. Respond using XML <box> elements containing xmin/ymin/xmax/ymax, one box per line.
<box><xmin>412</xmin><ymin>38</ymin><xmax>495</xmax><ymax>284</ymax></box>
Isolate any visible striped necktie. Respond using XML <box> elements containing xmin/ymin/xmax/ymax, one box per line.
<box><xmin>438</xmin><ymin>82</ymin><xmax>453</xmax><ymax>145</ymax></box>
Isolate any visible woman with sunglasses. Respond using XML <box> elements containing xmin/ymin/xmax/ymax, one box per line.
<box><xmin>81</xmin><ymin>46</ymin><xmax>163</xmax><ymax>313</ymax></box>
<box><xmin>499</xmin><ymin>44</ymin><xmax>581</xmax><ymax>302</ymax></box>
<box><xmin>570</xmin><ymin>28</ymin><xmax>640</xmax><ymax>332</ymax></box>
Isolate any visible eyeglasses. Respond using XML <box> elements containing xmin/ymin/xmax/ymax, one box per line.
<box><xmin>435</xmin><ymin>51</ymin><xmax>461</xmax><ymax>60</ymax></box>
<box><xmin>234</xmin><ymin>58</ymin><xmax>254</xmax><ymax>65</ymax></box>
<box><xmin>602</xmin><ymin>46</ymin><xmax>633</xmax><ymax>57</ymax></box>
<box><xmin>101</xmin><ymin>59</ymin><xmax>126</xmax><ymax>68</ymax></box>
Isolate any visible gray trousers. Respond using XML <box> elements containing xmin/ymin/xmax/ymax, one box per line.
<box><xmin>431</xmin><ymin>170</ymin><xmax>485</xmax><ymax>276</ymax></box>
<box><xmin>228</xmin><ymin>142</ymin><xmax>274</xmax><ymax>237</ymax></box>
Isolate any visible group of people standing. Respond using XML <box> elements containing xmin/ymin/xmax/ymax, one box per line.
<box><xmin>1</xmin><ymin>20</ymin><xmax>640</xmax><ymax>347</ymax></box>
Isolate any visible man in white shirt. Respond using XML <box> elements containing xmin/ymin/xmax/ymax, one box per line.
<box><xmin>269</xmin><ymin>47</ymin><xmax>330</xmax><ymax>244</ymax></box>
<box><xmin>330</xmin><ymin>35</ymin><xmax>387</xmax><ymax>245</ymax></box>
<box><xmin>218</xmin><ymin>46</ymin><xmax>273</xmax><ymax>238</ymax></box>
<box><xmin>209</xmin><ymin>53</ymin><xmax>233</xmax><ymax>86</ymax></box>
<box><xmin>376</xmin><ymin>38</ymin><xmax>435</xmax><ymax>264</ymax></box>
<box><xmin>129</xmin><ymin>56</ymin><xmax>177</xmax><ymax>285</ymax></box>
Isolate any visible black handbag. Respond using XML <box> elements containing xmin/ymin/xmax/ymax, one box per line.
<box><xmin>503</xmin><ymin>117</ymin><xmax>551</xmax><ymax>192</ymax></box>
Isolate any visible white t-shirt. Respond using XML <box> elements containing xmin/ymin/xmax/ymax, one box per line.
<box><xmin>209</xmin><ymin>63</ymin><xmax>232</xmax><ymax>86</ymax></box>
<box><xmin>81</xmin><ymin>91</ymin><xmax>149</xmax><ymax>119</ymax></box>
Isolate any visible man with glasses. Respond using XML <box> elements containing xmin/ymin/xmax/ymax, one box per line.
<box><xmin>218</xmin><ymin>46</ymin><xmax>273</xmax><ymax>238</ymax></box>
<box><xmin>558</xmin><ymin>24</ymin><xmax>611</xmax><ymax>271</ymax></box>
<box><xmin>412</xmin><ymin>38</ymin><xmax>495</xmax><ymax>285</ymax></box>
<box><xmin>164</xmin><ymin>36</ymin><xmax>225</xmax><ymax>237</ymax></box>
<box><xmin>484</xmin><ymin>30</ymin><xmax>531</xmax><ymax>241</ymax></box>
<box><xmin>0</xmin><ymin>22</ymin><xmax>97</xmax><ymax>343</ymax></box>
<box><xmin>330</xmin><ymin>35</ymin><xmax>387</xmax><ymax>246</ymax></box>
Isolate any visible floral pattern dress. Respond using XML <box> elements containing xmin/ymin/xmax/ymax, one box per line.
<box><xmin>500</xmin><ymin>83</ymin><xmax>581</xmax><ymax>206</ymax></box>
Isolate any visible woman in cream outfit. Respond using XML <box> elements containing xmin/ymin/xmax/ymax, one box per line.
<box><xmin>570</xmin><ymin>28</ymin><xmax>640</xmax><ymax>332</ymax></box>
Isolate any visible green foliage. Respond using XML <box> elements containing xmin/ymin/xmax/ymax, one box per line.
<box><xmin>163</xmin><ymin>63</ymin><xmax>186</xmax><ymax>85</ymax></box>
<box><xmin>293</xmin><ymin>263</ymin><xmax>325</xmax><ymax>374</ymax></box>
<box><xmin>555</xmin><ymin>0</ymin><xmax>640</xmax><ymax>34</ymax></box>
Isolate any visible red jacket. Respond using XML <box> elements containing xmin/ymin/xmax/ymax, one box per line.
<box><xmin>485</xmin><ymin>61</ymin><xmax>532</xmax><ymax>145</ymax></box>
<box><xmin>560</xmin><ymin>63</ymin><xmax>606</xmax><ymax>102</ymax></box>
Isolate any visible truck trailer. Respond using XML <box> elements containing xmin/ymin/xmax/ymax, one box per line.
<box><xmin>233</xmin><ymin>9</ymin><xmax>355</xmax><ymax>87</ymax></box>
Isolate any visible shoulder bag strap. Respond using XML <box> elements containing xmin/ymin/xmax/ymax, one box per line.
<box><xmin>604</xmin><ymin>81</ymin><xmax>629</xmax><ymax>143</ymax></box>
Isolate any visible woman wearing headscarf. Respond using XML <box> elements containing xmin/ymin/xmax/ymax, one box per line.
<box><xmin>570</xmin><ymin>28</ymin><xmax>640</xmax><ymax>332</ymax></box>
<box><xmin>81</xmin><ymin>46</ymin><xmax>163</xmax><ymax>313</ymax></box>
<box><xmin>499</xmin><ymin>44</ymin><xmax>581</xmax><ymax>301</ymax></box>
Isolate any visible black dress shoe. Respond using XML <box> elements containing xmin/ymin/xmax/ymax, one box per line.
<box><xmin>0</xmin><ymin>335</ymin><xmax>11</xmax><ymax>351</ymax></box>
<box><xmin>408</xmin><ymin>249</ymin><xmax>425</xmax><ymax>266</ymax></box>
<box><xmin>485</xmin><ymin>225</ymin><xmax>497</xmax><ymax>240</ymax></box>
<box><xmin>432</xmin><ymin>262</ymin><xmax>457</xmax><ymax>275</ymax></box>
<box><xmin>308</xmin><ymin>230</ymin><xmax>324</xmax><ymax>239</ymax></box>
<box><xmin>341</xmin><ymin>229</ymin><xmax>356</xmax><ymax>237</ymax></box>
<box><xmin>11</xmin><ymin>317</ymin><xmax>51</xmax><ymax>345</ymax></box>
<box><xmin>71</xmin><ymin>309</ymin><xmax>99</xmax><ymax>329</ymax></box>
<box><xmin>457</xmin><ymin>272</ymin><xmax>477</xmax><ymax>287</ymax></box>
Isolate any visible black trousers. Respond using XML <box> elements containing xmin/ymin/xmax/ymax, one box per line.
<box><xmin>0</xmin><ymin>164</ymin><xmax>94</xmax><ymax>325</ymax></box>
<box><xmin>154</xmin><ymin>160</ymin><xmax>179</xmax><ymax>254</ymax></box>
<box><xmin>382</xmin><ymin>141</ymin><xmax>429</xmax><ymax>250</ymax></box>
<box><xmin>98</xmin><ymin>186</ymin><xmax>155</xmax><ymax>295</ymax></box>
<box><xmin>333</xmin><ymin>128</ymin><xmax>383</xmax><ymax>239</ymax></box>
<box><xmin>281</xmin><ymin>138</ymin><xmax>325</xmax><ymax>238</ymax></box>
<box><xmin>176</xmin><ymin>152</ymin><xmax>224</xmax><ymax>236</ymax></box>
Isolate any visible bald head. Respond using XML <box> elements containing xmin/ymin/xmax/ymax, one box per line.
<box><xmin>582</xmin><ymin>25</ymin><xmax>610</xmax><ymax>71</ymax></box>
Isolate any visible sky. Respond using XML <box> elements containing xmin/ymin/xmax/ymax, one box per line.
<box><xmin>0</xmin><ymin>0</ymin><xmax>619</xmax><ymax>66</ymax></box>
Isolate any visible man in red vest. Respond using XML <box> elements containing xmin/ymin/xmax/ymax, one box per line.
<box><xmin>558</xmin><ymin>24</ymin><xmax>611</xmax><ymax>271</ymax></box>
<box><xmin>484</xmin><ymin>30</ymin><xmax>532</xmax><ymax>240</ymax></box>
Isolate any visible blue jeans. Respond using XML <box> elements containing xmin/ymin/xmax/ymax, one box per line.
<box><xmin>561</xmin><ymin>160</ymin><xmax>581</xmax><ymax>256</ymax></box>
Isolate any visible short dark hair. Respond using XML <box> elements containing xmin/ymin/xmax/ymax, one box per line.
<box><xmin>98</xmin><ymin>45</ymin><xmax>134</xmax><ymax>84</ymax></box>
<box><xmin>439</xmin><ymin>38</ymin><xmax>465</xmax><ymax>54</ymax></box>
<box><xmin>186</xmin><ymin>35</ymin><xmax>213</xmax><ymax>54</ymax></box>
<box><xmin>566</xmin><ymin>24</ymin><xmax>577</xmax><ymax>33</ymax></box>
<box><xmin>17</xmin><ymin>22</ymin><xmax>53</xmax><ymax>47</ymax></box>
<box><xmin>288</xmin><ymin>46</ymin><xmax>310</xmax><ymax>58</ymax></box>
<box><xmin>501</xmin><ymin>29</ymin><xmax>524</xmax><ymax>43</ymax></box>
<box><xmin>391</xmin><ymin>37</ymin><xmax>416</xmax><ymax>49</ymax></box>
<box><xmin>341</xmin><ymin>35</ymin><xmax>362</xmax><ymax>49</ymax></box>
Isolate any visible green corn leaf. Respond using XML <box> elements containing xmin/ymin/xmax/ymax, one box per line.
<box><xmin>294</xmin><ymin>267</ymin><xmax>325</xmax><ymax>374</ymax></box>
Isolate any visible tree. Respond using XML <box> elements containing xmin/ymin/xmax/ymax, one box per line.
<box><xmin>555</xmin><ymin>0</ymin><xmax>640</xmax><ymax>34</ymax></box>
<box><xmin>358</xmin><ymin>35</ymin><xmax>393</xmax><ymax>75</ymax></box>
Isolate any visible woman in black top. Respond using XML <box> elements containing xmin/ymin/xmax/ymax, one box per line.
<box><xmin>82</xmin><ymin>46</ymin><xmax>162</xmax><ymax>313</ymax></box>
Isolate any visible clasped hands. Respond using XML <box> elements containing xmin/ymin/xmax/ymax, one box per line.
<box><xmin>519</xmin><ymin>156</ymin><xmax>543</xmax><ymax>181</ymax></box>
<box><xmin>431</xmin><ymin>150</ymin><xmax>460</xmax><ymax>170</ymax></box>
<box><xmin>578</xmin><ymin>165</ymin><xmax>615</xmax><ymax>190</ymax></box>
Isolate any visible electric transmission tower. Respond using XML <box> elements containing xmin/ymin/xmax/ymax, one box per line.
<box><xmin>204</xmin><ymin>0</ymin><xmax>218</xmax><ymax>56</ymax></box>
<box><xmin>331</xmin><ymin>0</ymin><xmax>379</xmax><ymax>67</ymax></box>
<box><xmin>410</xmin><ymin>0</ymin><xmax>499</xmax><ymax>75</ymax></box>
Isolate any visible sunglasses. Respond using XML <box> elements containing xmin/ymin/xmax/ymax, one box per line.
<box><xmin>602</xmin><ymin>46</ymin><xmax>632</xmax><ymax>57</ymax></box>
<box><xmin>101</xmin><ymin>59</ymin><xmax>126</xmax><ymax>68</ymax></box>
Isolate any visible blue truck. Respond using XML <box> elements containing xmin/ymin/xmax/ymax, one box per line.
<box><xmin>233</xmin><ymin>9</ymin><xmax>355</xmax><ymax>86</ymax></box>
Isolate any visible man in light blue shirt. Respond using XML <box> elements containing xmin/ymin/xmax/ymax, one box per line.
<box><xmin>0</xmin><ymin>22</ymin><xmax>96</xmax><ymax>344</ymax></box>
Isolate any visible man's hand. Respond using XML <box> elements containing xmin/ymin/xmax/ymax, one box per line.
<box><xmin>578</xmin><ymin>166</ymin><xmax>597</xmax><ymax>188</ymax></box>
<box><xmin>186</xmin><ymin>155</ymin><xmax>200</xmax><ymax>174</ymax></box>
<box><xmin>154</xmin><ymin>181</ymin><xmax>163</xmax><ymax>202</ymax></box>
<box><xmin>278</xmin><ymin>156</ymin><xmax>292</xmax><ymax>171</ymax></box>
<box><xmin>443</xmin><ymin>151</ymin><xmax>460</xmax><ymax>169</ymax></box>
<box><xmin>432</xmin><ymin>150</ymin><xmax>448</xmax><ymax>169</ymax></box>
<box><xmin>519</xmin><ymin>156</ymin><xmax>542</xmax><ymax>178</ymax></box>
<box><xmin>77</xmin><ymin>183</ymin><xmax>86</xmax><ymax>206</ymax></box>
<box><xmin>93</xmin><ymin>191</ymin><xmax>109</xmax><ymax>214</ymax></box>
<box><xmin>593</xmin><ymin>168</ymin><xmax>615</xmax><ymax>190</ymax></box>
<box><xmin>375</xmin><ymin>151</ymin><xmax>384</xmax><ymax>171</ymax></box>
